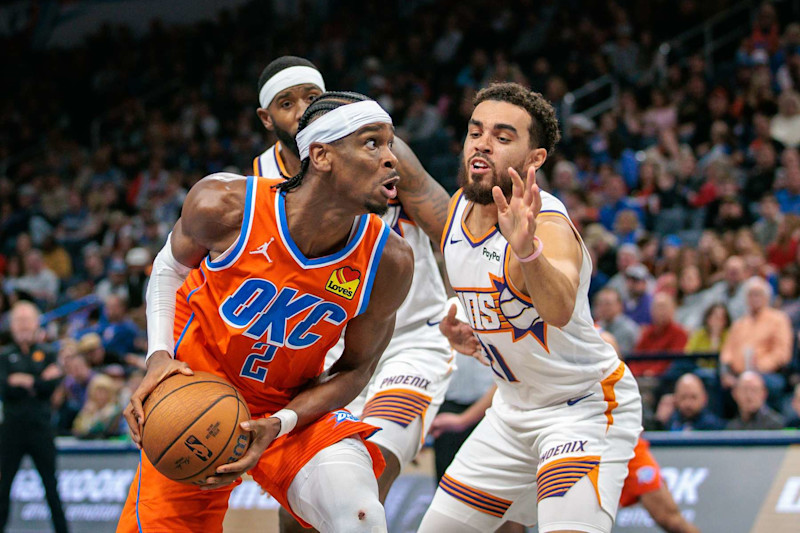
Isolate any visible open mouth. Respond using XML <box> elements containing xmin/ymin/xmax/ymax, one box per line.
<box><xmin>470</xmin><ymin>157</ymin><xmax>492</xmax><ymax>175</ymax></box>
<box><xmin>381</xmin><ymin>175</ymin><xmax>399</xmax><ymax>199</ymax></box>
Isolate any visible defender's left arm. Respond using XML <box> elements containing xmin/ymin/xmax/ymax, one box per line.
<box><xmin>392</xmin><ymin>138</ymin><xmax>452</xmax><ymax>244</ymax></box>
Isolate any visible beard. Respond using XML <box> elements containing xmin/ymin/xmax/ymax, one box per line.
<box><xmin>274</xmin><ymin>123</ymin><xmax>300</xmax><ymax>158</ymax></box>
<box><xmin>459</xmin><ymin>153</ymin><xmax>521</xmax><ymax>205</ymax></box>
<box><xmin>365</xmin><ymin>200</ymin><xmax>389</xmax><ymax>216</ymax></box>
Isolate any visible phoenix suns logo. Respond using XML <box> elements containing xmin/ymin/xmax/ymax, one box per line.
<box><xmin>326</xmin><ymin>266</ymin><xmax>361</xmax><ymax>300</ymax></box>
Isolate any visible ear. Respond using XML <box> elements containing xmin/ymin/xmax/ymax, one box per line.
<box><xmin>526</xmin><ymin>148</ymin><xmax>548</xmax><ymax>172</ymax></box>
<box><xmin>257</xmin><ymin>108</ymin><xmax>274</xmax><ymax>131</ymax></box>
<box><xmin>308</xmin><ymin>144</ymin><xmax>332</xmax><ymax>173</ymax></box>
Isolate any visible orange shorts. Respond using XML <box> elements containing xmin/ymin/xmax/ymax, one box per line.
<box><xmin>619</xmin><ymin>437</ymin><xmax>662</xmax><ymax>508</ymax></box>
<box><xmin>117</xmin><ymin>410</ymin><xmax>384</xmax><ymax>532</ymax></box>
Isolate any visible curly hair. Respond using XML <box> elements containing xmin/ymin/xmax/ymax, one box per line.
<box><xmin>474</xmin><ymin>82</ymin><xmax>561</xmax><ymax>154</ymax></box>
<box><xmin>273</xmin><ymin>91</ymin><xmax>371</xmax><ymax>193</ymax></box>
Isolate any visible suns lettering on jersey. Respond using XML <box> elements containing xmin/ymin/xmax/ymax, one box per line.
<box><xmin>454</xmin><ymin>273</ymin><xmax>549</xmax><ymax>353</ymax></box>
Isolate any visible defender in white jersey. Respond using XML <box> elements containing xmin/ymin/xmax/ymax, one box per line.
<box><xmin>253</xmin><ymin>57</ymin><xmax>453</xmax><ymax>508</ymax></box>
<box><xmin>395</xmin><ymin>83</ymin><xmax>642</xmax><ymax>533</ymax></box>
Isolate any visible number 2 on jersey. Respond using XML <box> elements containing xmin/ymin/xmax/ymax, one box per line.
<box><xmin>240</xmin><ymin>342</ymin><xmax>277</xmax><ymax>382</ymax></box>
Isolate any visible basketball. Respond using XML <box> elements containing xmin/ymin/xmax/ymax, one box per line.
<box><xmin>141</xmin><ymin>371</ymin><xmax>251</xmax><ymax>485</ymax></box>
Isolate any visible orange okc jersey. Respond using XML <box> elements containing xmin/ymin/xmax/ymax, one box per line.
<box><xmin>172</xmin><ymin>174</ymin><xmax>391</xmax><ymax>416</ymax></box>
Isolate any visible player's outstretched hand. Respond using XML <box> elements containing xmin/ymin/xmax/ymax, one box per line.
<box><xmin>201</xmin><ymin>417</ymin><xmax>281</xmax><ymax>490</ymax></box>
<box><xmin>125</xmin><ymin>351</ymin><xmax>193</xmax><ymax>449</ymax></box>
<box><xmin>440</xmin><ymin>304</ymin><xmax>487</xmax><ymax>365</ymax></box>
<box><xmin>430</xmin><ymin>412</ymin><xmax>469</xmax><ymax>438</ymax></box>
<box><xmin>492</xmin><ymin>166</ymin><xmax>542</xmax><ymax>259</ymax></box>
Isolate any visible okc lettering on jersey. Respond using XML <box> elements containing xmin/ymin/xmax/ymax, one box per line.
<box><xmin>455</xmin><ymin>273</ymin><xmax>548</xmax><ymax>349</ymax></box>
<box><xmin>539</xmin><ymin>440</ymin><xmax>589</xmax><ymax>462</ymax></box>
<box><xmin>219</xmin><ymin>278</ymin><xmax>347</xmax><ymax>349</ymax></box>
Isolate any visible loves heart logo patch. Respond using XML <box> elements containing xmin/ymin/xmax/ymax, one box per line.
<box><xmin>326</xmin><ymin>267</ymin><xmax>362</xmax><ymax>300</ymax></box>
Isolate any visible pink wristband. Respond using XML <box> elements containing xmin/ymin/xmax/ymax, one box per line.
<box><xmin>514</xmin><ymin>237</ymin><xmax>543</xmax><ymax>263</ymax></box>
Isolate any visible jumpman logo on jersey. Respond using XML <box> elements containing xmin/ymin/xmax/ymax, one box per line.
<box><xmin>250</xmin><ymin>238</ymin><xmax>274</xmax><ymax>262</ymax></box>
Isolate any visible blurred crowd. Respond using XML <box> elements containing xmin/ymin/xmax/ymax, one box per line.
<box><xmin>1</xmin><ymin>0</ymin><xmax>800</xmax><ymax>438</ymax></box>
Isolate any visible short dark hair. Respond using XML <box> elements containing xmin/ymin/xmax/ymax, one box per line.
<box><xmin>273</xmin><ymin>91</ymin><xmax>371</xmax><ymax>193</ymax></box>
<box><xmin>257</xmin><ymin>56</ymin><xmax>320</xmax><ymax>93</ymax></box>
<box><xmin>474</xmin><ymin>82</ymin><xmax>561</xmax><ymax>154</ymax></box>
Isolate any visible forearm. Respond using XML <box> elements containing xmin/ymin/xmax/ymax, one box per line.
<box><xmin>282</xmin><ymin>364</ymin><xmax>373</xmax><ymax>428</ymax></box>
<box><xmin>146</xmin><ymin>234</ymin><xmax>192</xmax><ymax>360</ymax></box>
<box><xmin>459</xmin><ymin>385</ymin><xmax>497</xmax><ymax>427</ymax></box>
<box><xmin>519</xmin><ymin>255</ymin><xmax>577</xmax><ymax>327</ymax></box>
<box><xmin>757</xmin><ymin>347</ymin><xmax>791</xmax><ymax>373</ymax></box>
<box><xmin>392</xmin><ymin>137</ymin><xmax>450</xmax><ymax>243</ymax></box>
<box><xmin>33</xmin><ymin>377</ymin><xmax>61</xmax><ymax>399</ymax></box>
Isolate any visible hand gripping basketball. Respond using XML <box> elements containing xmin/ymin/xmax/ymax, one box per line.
<box><xmin>125</xmin><ymin>351</ymin><xmax>194</xmax><ymax>449</ymax></box>
<box><xmin>199</xmin><ymin>416</ymin><xmax>281</xmax><ymax>491</ymax></box>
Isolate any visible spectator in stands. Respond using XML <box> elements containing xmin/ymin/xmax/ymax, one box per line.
<box><xmin>664</xmin><ymin>373</ymin><xmax>725</xmax><ymax>431</ymax></box>
<box><xmin>78</xmin><ymin>332</ymin><xmax>123</xmax><ymax>370</ymax></box>
<box><xmin>727</xmin><ymin>371</ymin><xmax>785</xmax><ymax>430</ymax></box>
<box><xmin>778</xmin><ymin>160</ymin><xmax>800</xmax><ymax>216</ymax></box>
<box><xmin>605</xmin><ymin>243</ymin><xmax>644</xmax><ymax>301</ymax></box>
<box><xmin>95</xmin><ymin>258</ymin><xmax>130</xmax><ymax>301</ymax></box>
<box><xmin>124</xmin><ymin>247</ymin><xmax>151</xmax><ymax>309</ymax></box>
<box><xmin>41</xmin><ymin>234</ymin><xmax>72</xmax><ymax>281</ymax></box>
<box><xmin>72</xmin><ymin>373</ymin><xmax>124</xmax><ymax>439</ymax></box>
<box><xmin>6</xmin><ymin>249</ymin><xmax>59</xmax><ymax>306</ymax></box>
<box><xmin>53</xmin><ymin>351</ymin><xmax>94</xmax><ymax>435</ymax></box>
<box><xmin>599</xmin><ymin>175</ymin><xmax>644</xmax><ymax>231</ymax></box>
<box><xmin>685</xmin><ymin>303</ymin><xmax>730</xmax><ymax>355</ymax></box>
<box><xmin>99</xmin><ymin>294</ymin><xmax>145</xmax><ymax>358</ymax></box>
<box><xmin>631</xmin><ymin>292</ymin><xmax>688</xmax><ymax>376</ymax></box>
<box><xmin>753</xmin><ymin>194</ymin><xmax>783</xmax><ymax>247</ymax></box>
<box><xmin>624</xmin><ymin>264</ymin><xmax>654</xmax><ymax>325</ymax></box>
<box><xmin>675</xmin><ymin>265</ymin><xmax>711</xmax><ymax>331</ymax></box>
<box><xmin>786</xmin><ymin>384</ymin><xmax>800</xmax><ymax>428</ymax></box>
<box><xmin>720</xmin><ymin>277</ymin><xmax>792</xmax><ymax>402</ymax></box>
<box><xmin>701</xmin><ymin>255</ymin><xmax>751</xmax><ymax>319</ymax></box>
<box><xmin>593</xmin><ymin>288</ymin><xmax>640</xmax><ymax>356</ymax></box>
<box><xmin>771</xmin><ymin>90</ymin><xmax>800</xmax><ymax>149</ymax></box>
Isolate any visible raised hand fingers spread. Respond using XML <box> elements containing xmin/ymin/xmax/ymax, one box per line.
<box><xmin>508</xmin><ymin>167</ymin><xmax>525</xmax><ymax>197</ymax></box>
<box><xmin>531</xmin><ymin>179</ymin><xmax>542</xmax><ymax>217</ymax></box>
<box><xmin>492</xmin><ymin>185</ymin><xmax>509</xmax><ymax>213</ymax></box>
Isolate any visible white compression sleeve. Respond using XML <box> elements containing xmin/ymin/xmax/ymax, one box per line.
<box><xmin>145</xmin><ymin>233</ymin><xmax>193</xmax><ymax>362</ymax></box>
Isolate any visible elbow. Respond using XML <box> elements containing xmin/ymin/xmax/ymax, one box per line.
<box><xmin>543</xmin><ymin>311</ymin><xmax>571</xmax><ymax>329</ymax></box>
<box><xmin>542</xmin><ymin>300</ymin><xmax>575</xmax><ymax>328</ymax></box>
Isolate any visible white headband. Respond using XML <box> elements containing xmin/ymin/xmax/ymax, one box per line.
<box><xmin>296</xmin><ymin>100</ymin><xmax>393</xmax><ymax>160</ymax></box>
<box><xmin>259</xmin><ymin>65</ymin><xmax>326</xmax><ymax>109</ymax></box>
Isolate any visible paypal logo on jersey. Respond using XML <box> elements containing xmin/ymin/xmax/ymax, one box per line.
<box><xmin>219</xmin><ymin>278</ymin><xmax>347</xmax><ymax>349</ymax></box>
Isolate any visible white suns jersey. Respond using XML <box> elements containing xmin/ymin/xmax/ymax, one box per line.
<box><xmin>253</xmin><ymin>143</ymin><xmax>448</xmax><ymax>341</ymax></box>
<box><xmin>252</xmin><ymin>143</ymin><xmax>288</xmax><ymax>180</ymax></box>
<box><xmin>442</xmin><ymin>189</ymin><xmax>620</xmax><ymax>410</ymax></box>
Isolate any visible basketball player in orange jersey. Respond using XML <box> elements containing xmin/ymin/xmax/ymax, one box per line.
<box><xmin>254</xmin><ymin>56</ymin><xmax>454</xmax><ymax>533</ymax></box>
<box><xmin>116</xmin><ymin>92</ymin><xmax>413</xmax><ymax>533</ymax></box>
